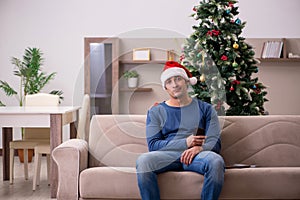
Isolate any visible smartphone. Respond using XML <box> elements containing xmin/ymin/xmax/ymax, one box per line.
<box><xmin>194</xmin><ymin>128</ymin><xmax>205</xmax><ymax>136</ymax></box>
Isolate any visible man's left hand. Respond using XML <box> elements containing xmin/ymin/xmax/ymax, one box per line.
<box><xmin>180</xmin><ymin>146</ymin><xmax>202</xmax><ymax>165</ymax></box>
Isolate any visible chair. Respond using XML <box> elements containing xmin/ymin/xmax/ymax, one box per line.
<box><xmin>76</xmin><ymin>94</ymin><xmax>90</xmax><ymax>141</ymax></box>
<box><xmin>9</xmin><ymin>93</ymin><xmax>59</xmax><ymax>184</ymax></box>
<box><xmin>32</xmin><ymin>94</ymin><xmax>90</xmax><ymax>190</ymax></box>
<box><xmin>32</xmin><ymin>144</ymin><xmax>50</xmax><ymax>190</ymax></box>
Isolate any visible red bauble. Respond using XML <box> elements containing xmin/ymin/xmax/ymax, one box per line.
<box><xmin>212</xmin><ymin>30</ymin><xmax>220</xmax><ymax>36</ymax></box>
<box><xmin>221</xmin><ymin>55</ymin><xmax>228</xmax><ymax>61</ymax></box>
<box><xmin>232</xmin><ymin>80</ymin><xmax>240</xmax><ymax>85</ymax></box>
<box><xmin>180</xmin><ymin>54</ymin><xmax>185</xmax><ymax>61</ymax></box>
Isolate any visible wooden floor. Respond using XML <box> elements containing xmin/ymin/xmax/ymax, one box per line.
<box><xmin>0</xmin><ymin>156</ymin><xmax>54</xmax><ymax>199</ymax></box>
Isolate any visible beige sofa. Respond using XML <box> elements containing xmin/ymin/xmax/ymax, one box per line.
<box><xmin>52</xmin><ymin>115</ymin><xmax>300</xmax><ymax>200</ymax></box>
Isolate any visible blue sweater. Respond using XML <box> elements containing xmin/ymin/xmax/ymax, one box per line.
<box><xmin>146</xmin><ymin>98</ymin><xmax>221</xmax><ymax>154</ymax></box>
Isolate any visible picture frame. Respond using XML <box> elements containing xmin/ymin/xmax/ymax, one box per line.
<box><xmin>133</xmin><ymin>48</ymin><xmax>150</xmax><ymax>61</ymax></box>
<box><xmin>167</xmin><ymin>50</ymin><xmax>176</xmax><ymax>61</ymax></box>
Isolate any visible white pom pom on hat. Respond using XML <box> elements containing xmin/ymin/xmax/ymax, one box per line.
<box><xmin>161</xmin><ymin>61</ymin><xmax>197</xmax><ymax>88</ymax></box>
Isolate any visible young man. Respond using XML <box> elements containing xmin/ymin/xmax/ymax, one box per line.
<box><xmin>136</xmin><ymin>61</ymin><xmax>225</xmax><ymax>200</ymax></box>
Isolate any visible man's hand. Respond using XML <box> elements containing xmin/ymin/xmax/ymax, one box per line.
<box><xmin>186</xmin><ymin>135</ymin><xmax>206</xmax><ymax>148</ymax></box>
<box><xmin>180</xmin><ymin>146</ymin><xmax>202</xmax><ymax>165</ymax></box>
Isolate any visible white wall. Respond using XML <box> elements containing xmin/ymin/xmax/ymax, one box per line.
<box><xmin>0</xmin><ymin>0</ymin><xmax>300</xmax><ymax>146</ymax></box>
<box><xmin>1</xmin><ymin>0</ymin><xmax>300</xmax><ymax>105</ymax></box>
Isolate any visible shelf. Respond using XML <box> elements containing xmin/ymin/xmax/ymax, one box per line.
<box><xmin>119</xmin><ymin>60</ymin><xmax>166</xmax><ymax>64</ymax></box>
<box><xmin>90</xmin><ymin>94</ymin><xmax>112</xmax><ymax>99</ymax></box>
<box><xmin>258</xmin><ymin>58</ymin><xmax>300</xmax><ymax>62</ymax></box>
<box><xmin>120</xmin><ymin>87</ymin><xmax>153</xmax><ymax>92</ymax></box>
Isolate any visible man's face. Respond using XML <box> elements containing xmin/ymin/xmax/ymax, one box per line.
<box><xmin>164</xmin><ymin>76</ymin><xmax>189</xmax><ymax>99</ymax></box>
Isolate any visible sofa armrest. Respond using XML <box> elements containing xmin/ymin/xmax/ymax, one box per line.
<box><xmin>52</xmin><ymin>138</ymin><xmax>88</xmax><ymax>200</ymax></box>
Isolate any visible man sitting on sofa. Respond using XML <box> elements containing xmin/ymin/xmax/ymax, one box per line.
<box><xmin>136</xmin><ymin>61</ymin><xmax>225</xmax><ymax>200</ymax></box>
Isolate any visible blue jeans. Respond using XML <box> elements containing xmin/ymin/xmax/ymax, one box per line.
<box><xmin>136</xmin><ymin>150</ymin><xmax>225</xmax><ymax>200</ymax></box>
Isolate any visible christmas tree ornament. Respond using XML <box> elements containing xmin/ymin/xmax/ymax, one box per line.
<box><xmin>233</xmin><ymin>42</ymin><xmax>239</xmax><ymax>49</ymax></box>
<box><xmin>200</xmin><ymin>74</ymin><xmax>206</xmax><ymax>82</ymax></box>
<box><xmin>221</xmin><ymin>55</ymin><xmax>228</xmax><ymax>61</ymax></box>
<box><xmin>235</xmin><ymin>18</ymin><xmax>241</xmax><ymax>25</ymax></box>
<box><xmin>232</xmin><ymin>61</ymin><xmax>238</xmax><ymax>68</ymax></box>
<box><xmin>230</xmin><ymin>85</ymin><xmax>234</xmax><ymax>91</ymax></box>
<box><xmin>242</xmin><ymin>44</ymin><xmax>248</xmax><ymax>49</ymax></box>
<box><xmin>212</xmin><ymin>30</ymin><xmax>220</xmax><ymax>36</ymax></box>
<box><xmin>207</xmin><ymin>31</ymin><xmax>213</xmax><ymax>36</ymax></box>
<box><xmin>179</xmin><ymin>54</ymin><xmax>185</xmax><ymax>62</ymax></box>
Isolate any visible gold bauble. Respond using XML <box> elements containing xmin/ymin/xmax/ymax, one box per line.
<box><xmin>233</xmin><ymin>42</ymin><xmax>239</xmax><ymax>49</ymax></box>
<box><xmin>200</xmin><ymin>74</ymin><xmax>205</xmax><ymax>82</ymax></box>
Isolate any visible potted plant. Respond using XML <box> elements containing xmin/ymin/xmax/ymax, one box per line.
<box><xmin>0</xmin><ymin>47</ymin><xmax>63</xmax><ymax>106</ymax></box>
<box><xmin>0</xmin><ymin>47</ymin><xmax>63</xmax><ymax>162</ymax></box>
<box><xmin>123</xmin><ymin>70</ymin><xmax>139</xmax><ymax>88</ymax></box>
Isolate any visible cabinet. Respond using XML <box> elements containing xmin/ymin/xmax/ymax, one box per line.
<box><xmin>84</xmin><ymin>37</ymin><xmax>119</xmax><ymax>115</ymax></box>
<box><xmin>84</xmin><ymin>37</ymin><xmax>184</xmax><ymax>114</ymax></box>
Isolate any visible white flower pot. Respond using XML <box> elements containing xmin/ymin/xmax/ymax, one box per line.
<box><xmin>127</xmin><ymin>78</ymin><xmax>138</xmax><ymax>88</ymax></box>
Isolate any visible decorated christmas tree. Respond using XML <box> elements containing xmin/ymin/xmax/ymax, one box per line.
<box><xmin>180</xmin><ymin>0</ymin><xmax>268</xmax><ymax>116</ymax></box>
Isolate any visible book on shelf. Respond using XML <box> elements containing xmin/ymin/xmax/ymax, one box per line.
<box><xmin>261</xmin><ymin>41</ymin><xmax>283</xmax><ymax>59</ymax></box>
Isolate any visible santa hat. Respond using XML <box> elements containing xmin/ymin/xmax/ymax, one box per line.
<box><xmin>161</xmin><ymin>61</ymin><xmax>197</xmax><ymax>88</ymax></box>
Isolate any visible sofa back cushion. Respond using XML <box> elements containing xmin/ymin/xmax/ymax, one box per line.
<box><xmin>88</xmin><ymin>115</ymin><xmax>148</xmax><ymax>167</ymax></box>
<box><xmin>220</xmin><ymin>115</ymin><xmax>300</xmax><ymax>167</ymax></box>
<box><xmin>88</xmin><ymin>115</ymin><xmax>300</xmax><ymax>168</ymax></box>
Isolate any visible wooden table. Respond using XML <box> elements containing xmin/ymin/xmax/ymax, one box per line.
<box><xmin>0</xmin><ymin>106</ymin><xmax>80</xmax><ymax>198</ymax></box>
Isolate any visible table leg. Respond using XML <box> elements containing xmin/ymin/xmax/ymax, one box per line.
<box><xmin>2</xmin><ymin>127</ymin><xmax>12</xmax><ymax>180</ymax></box>
<box><xmin>50</xmin><ymin>114</ymin><xmax>62</xmax><ymax>198</ymax></box>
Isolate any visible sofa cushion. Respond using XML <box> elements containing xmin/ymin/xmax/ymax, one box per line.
<box><xmin>79</xmin><ymin>166</ymin><xmax>300</xmax><ymax>199</ymax></box>
<box><xmin>79</xmin><ymin>167</ymin><xmax>204</xmax><ymax>200</ymax></box>
<box><xmin>220</xmin><ymin>115</ymin><xmax>300</xmax><ymax>167</ymax></box>
<box><xmin>220</xmin><ymin>167</ymin><xmax>300</xmax><ymax>199</ymax></box>
<box><xmin>88</xmin><ymin>115</ymin><xmax>148</xmax><ymax>168</ymax></box>
<box><xmin>79</xmin><ymin>167</ymin><xmax>140</xmax><ymax>199</ymax></box>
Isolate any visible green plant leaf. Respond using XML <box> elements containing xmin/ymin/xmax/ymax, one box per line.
<box><xmin>50</xmin><ymin>90</ymin><xmax>64</xmax><ymax>103</ymax></box>
<box><xmin>0</xmin><ymin>100</ymin><xmax>5</xmax><ymax>106</ymax></box>
<box><xmin>0</xmin><ymin>80</ymin><xmax>17</xmax><ymax>96</ymax></box>
<box><xmin>123</xmin><ymin>70</ymin><xmax>139</xmax><ymax>79</ymax></box>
